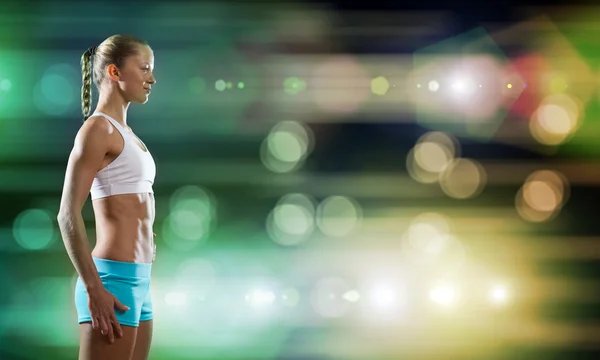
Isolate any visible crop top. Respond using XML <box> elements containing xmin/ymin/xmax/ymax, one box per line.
<box><xmin>89</xmin><ymin>112</ymin><xmax>155</xmax><ymax>200</ymax></box>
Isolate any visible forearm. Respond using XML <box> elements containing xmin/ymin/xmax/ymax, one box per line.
<box><xmin>57</xmin><ymin>211</ymin><xmax>103</xmax><ymax>293</ymax></box>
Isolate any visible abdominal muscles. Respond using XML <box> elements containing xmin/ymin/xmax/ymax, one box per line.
<box><xmin>91</xmin><ymin>193</ymin><xmax>155</xmax><ymax>264</ymax></box>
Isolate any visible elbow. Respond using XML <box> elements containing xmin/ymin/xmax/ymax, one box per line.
<box><xmin>57</xmin><ymin>210</ymin><xmax>75</xmax><ymax>225</ymax></box>
<box><xmin>57</xmin><ymin>210</ymin><xmax>68</xmax><ymax>221</ymax></box>
<box><xmin>56</xmin><ymin>213</ymin><xmax>67</xmax><ymax>227</ymax></box>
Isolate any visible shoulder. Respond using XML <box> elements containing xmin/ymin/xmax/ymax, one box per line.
<box><xmin>72</xmin><ymin>116</ymin><xmax>115</xmax><ymax>151</ymax></box>
<box><xmin>76</xmin><ymin>115</ymin><xmax>119</xmax><ymax>141</ymax></box>
<box><xmin>81</xmin><ymin>115</ymin><xmax>112</xmax><ymax>134</ymax></box>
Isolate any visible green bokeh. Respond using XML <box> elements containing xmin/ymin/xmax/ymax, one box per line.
<box><xmin>551</xmin><ymin>22</ymin><xmax>600</xmax><ymax>159</ymax></box>
<box><xmin>0</xmin><ymin>79</ymin><xmax>11</xmax><ymax>91</ymax></box>
<box><xmin>33</xmin><ymin>63</ymin><xmax>79</xmax><ymax>116</ymax></box>
<box><xmin>283</xmin><ymin>77</ymin><xmax>307</xmax><ymax>95</ymax></box>
<box><xmin>162</xmin><ymin>185</ymin><xmax>216</xmax><ymax>251</ymax></box>
<box><xmin>12</xmin><ymin>208</ymin><xmax>55</xmax><ymax>251</ymax></box>
<box><xmin>0</xmin><ymin>52</ymin><xmax>84</xmax><ymax>160</ymax></box>
<box><xmin>268</xmin><ymin>131</ymin><xmax>304</xmax><ymax>162</ymax></box>
<box><xmin>215</xmin><ymin>79</ymin><xmax>227</xmax><ymax>91</ymax></box>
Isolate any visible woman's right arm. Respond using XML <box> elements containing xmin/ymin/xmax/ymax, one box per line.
<box><xmin>57</xmin><ymin>117</ymin><xmax>110</xmax><ymax>294</ymax></box>
<box><xmin>57</xmin><ymin>117</ymin><xmax>127</xmax><ymax>343</ymax></box>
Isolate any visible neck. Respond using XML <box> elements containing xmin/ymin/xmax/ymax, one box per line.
<box><xmin>94</xmin><ymin>87</ymin><xmax>130</xmax><ymax>127</ymax></box>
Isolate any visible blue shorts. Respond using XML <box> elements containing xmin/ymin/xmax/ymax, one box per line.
<box><xmin>75</xmin><ymin>257</ymin><xmax>153</xmax><ymax>327</ymax></box>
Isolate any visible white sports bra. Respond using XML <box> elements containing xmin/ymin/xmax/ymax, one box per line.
<box><xmin>89</xmin><ymin>112</ymin><xmax>156</xmax><ymax>200</ymax></box>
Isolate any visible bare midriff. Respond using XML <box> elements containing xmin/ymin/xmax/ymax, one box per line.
<box><xmin>91</xmin><ymin>192</ymin><xmax>155</xmax><ymax>264</ymax></box>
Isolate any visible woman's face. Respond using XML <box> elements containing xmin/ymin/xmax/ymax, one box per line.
<box><xmin>117</xmin><ymin>45</ymin><xmax>156</xmax><ymax>104</ymax></box>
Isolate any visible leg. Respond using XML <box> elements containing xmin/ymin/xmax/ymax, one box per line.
<box><xmin>131</xmin><ymin>320</ymin><xmax>153</xmax><ymax>360</ymax></box>
<box><xmin>78</xmin><ymin>322</ymin><xmax>138</xmax><ymax>360</ymax></box>
<box><xmin>132</xmin><ymin>278</ymin><xmax>154</xmax><ymax>360</ymax></box>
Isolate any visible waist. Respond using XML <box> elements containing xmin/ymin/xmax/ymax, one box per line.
<box><xmin>92</xmin><ymin>257</ymin><xmax>152</xmax><ymax>278</ymax></box>
<box><xmin>91</xmin><ymin>182</ymin><xmax>153</xmax><ymax>200</ymax></box>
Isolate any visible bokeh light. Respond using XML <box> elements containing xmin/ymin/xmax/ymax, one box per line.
<box><xmin>281</xmin><ymin>287</ymin><xmax>300</xmax><ymax>307</ymax></box>
<box><xmin>310</xmin><ymin>277</ymin><xmax>352</xmax><ymax>318</ymax></box>
<box><xmin>429</xmin><ymin>283</ymin><xmax>459</xmax><ymax>308</ymax></box>
<box><xmin>316</xmin><ymin>196</ymin><xmax>362</xmax><ymax>237</ymax></box>
<box><xmin>261</xmin><ymin>121</ymin><xmax>314</xmax><ymax>173</ymax></box>
<box><xmin>401</xmin><ymin>212</ymin><xmax>454</xmax><ymax>266</ymax></box>
<box><xmin>488</xmin><ymin>284</ymin><xmax>510</xmax><ymax>306</ymax></box>
<box><xmin>2</xmin><ymin>7</ymin><xmax>598</xmax><ymax>359</ymax></box>
<box><xmin>245</xmin><ymin>288</ymin><xmax>276</xmax><ymax>307</ymax></box>
<box><xmin>162</xmin><ymin>185</ymin><xmax>217</xmax><ymax>251</ymax></box>
<box><xmin>400</xmin><ymin>213</ymin><xmax>468</xmax><ymax>275</ymax></box>
<box><xmin>267</xmin><ymin>193</ymin><xmax>317</xmax><ymax>246</ymax></box>
<box><xmin>415</xmin><ymin>142</ymin><xmax>453</xmax><ymax>173</ymax></box>
<box><xmin>529</xmin><ymin>94</ymin><xmax>582</xmax><ymax>146</ymax></box>
<box><xmin>428</xmin><ymin>80</ymin><xmax>440</xmax><ymax>92</ymax></box>
<box><xmin>215</xmin><ymin>79</ymin><xmax>227</xmax><ymax>91</ymax></box>
<box><xmin>412</xmin><ymin>27</ymin><xmax>520</xmax><ymax>140</ymax></box>
<box><xmin>284</xmin><ymin>77</ymin><xmax>307</xmax><ymax>95</ymax></box>
<box><xmin>0</xmin><ymin>78</ymin><xmax>11</xmax><ymax>91</ymax></box>
<box><xmin>450</xmin><ymin>76</ymin><xmax>477</xmax><ymax>98</ymax></box>
<box><xmin>439</xmin><ymin>158</ymin><xmax>487</xmax><ymax>199</ymax></box>
<box><xmin>342</xmin><ymin>290</ymin><xmax>360</xmax><ymax>303</ymax></box>
<box><xmin>406</xmin><ymin>147</ymin><xmax>440</xmax><ymax>184</ymax></box>
<box><xmin>365</xmin><ymin>280</ymin><xmax>406</xmax><ymax>318</ymax></box>
<box><xmin>516</xmin><ymin>170</ymin><xmax>570</xmax><ymax>222</ymax></box>
<box><xmin>13</xmin><ymin>208</ymin><xmax>55</xmax><ymax>251</ymax></box>
<box><xmin>407</xmin><ymin>131</ymin><xmax>460</xmax><ymax>184</ymax></box>
<box><xmin>371</xmin><ymin>76</ymin><xmax>390</xmax><ymax>96</ymax></box>
<box><xmin>33</xmin><ymin>63</ymin><xmax>78</xmax><ymax>116</ymax></box>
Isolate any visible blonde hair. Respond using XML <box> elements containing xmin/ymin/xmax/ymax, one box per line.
<box><xmin>80</xmin><ymin>34</ymin><xmax>149</xmax><ymax>119</ymax></box>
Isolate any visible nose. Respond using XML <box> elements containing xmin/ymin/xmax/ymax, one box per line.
<box><xmin>147</xmin><ymin>73</ymin><xmax>156</xmax><ymax>85</ymax></box>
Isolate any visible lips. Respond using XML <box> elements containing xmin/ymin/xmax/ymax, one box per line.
<box><xmin>144</xmin><ymin>87</ymin><xmax>151</xmax><ymax>94</ymax></box>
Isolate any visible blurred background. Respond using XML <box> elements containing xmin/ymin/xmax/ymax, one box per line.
<box><xmin>2</xmin><ymin>0</ymin><xmax>600</xmax><ymax>359</ymax></box>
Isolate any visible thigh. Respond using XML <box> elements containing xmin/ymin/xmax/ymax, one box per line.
<box><xmin>76</xmin><ymin>276</ymin><xmax>144</xmax><ymax>328</ymax></box>
<box><xmin>139</xmin><ymin>281</ymin><xmax>153</xmax><ymax>323</ymax></box>
<box><xmin>79</xmin><ymin>322</ymin><xmax>138</xmax><ymax>360</ymax></box>
<box><xmin>105</xmin><ymin>276</ymin><xmax>147</xmax><ymax>327</ymax></box>
<box><xmin>132</xmin><ymin>320</ymin><xmax>153</xmax><ymax>360</ymax></box>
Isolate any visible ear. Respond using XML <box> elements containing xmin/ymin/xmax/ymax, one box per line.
<box><xmin>106</xmin><ymin>64</ymin><xmax>121</xmax><ymax>82</ymax></box>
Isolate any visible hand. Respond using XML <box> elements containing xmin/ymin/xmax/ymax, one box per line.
<box><xmin>87</xmin><ymin>287</ymin><xmax>130</xmax><ymax>343</ymax></box>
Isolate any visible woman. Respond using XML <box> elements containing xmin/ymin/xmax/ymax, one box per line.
<box><xmin>57</xmin><ymin>34</ymin><xmax>157</xmax><ymax>360</ymax></box>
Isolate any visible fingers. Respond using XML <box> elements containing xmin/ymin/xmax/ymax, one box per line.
<box><xmin>89</xmin><ymin>293</ymin><xmax>128</xmax><ymax>344</ymax></box>
<box><xmin>110</xmin><ymin>312</ymin><xmax>124</xmax><ymax>338</ymax></box>
<box><xmin>105</xmin><ymin>317</ymin><xmax>115</xmax><ymax>343</ymax></box>
<box><xmin>98</xmin><ymin>316</ymin><xmax>109</xmax><ymax>338</ymax></box>
<box><xmin>114</xmin><ymin>298</ymin><xmax>131</xmax><ymax>312</ymax></box>
<box><xmin>96</xmin><ymin>314</ymin><xmax>123</xmax><ymax>343</ymax></box>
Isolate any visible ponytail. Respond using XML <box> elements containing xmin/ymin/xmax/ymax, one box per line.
<box><xmin>80</xmin><ymin>46</ymin><xmax>96</xmax><ymax>121</ymax></box>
